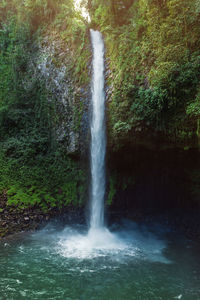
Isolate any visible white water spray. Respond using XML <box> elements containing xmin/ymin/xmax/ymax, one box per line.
<box><xmin>89</xmin><ymin>29</ymin><xmax>106</xmax><ymax>229</ymax></box>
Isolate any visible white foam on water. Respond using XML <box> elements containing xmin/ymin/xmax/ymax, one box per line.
<box><xmin>57</xmin><ymin>227</ymin><xmax>128</xmax><ymax>259</ymax></box>
<box><xmin>52</xmin><ymin>223</ymin><xmax>170</xmax><ymax>263</ymax></box>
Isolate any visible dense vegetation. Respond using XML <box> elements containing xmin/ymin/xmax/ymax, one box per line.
<box><xmin>88</xmin><ymin>0</ymin><xmax>200</xmax><ymax>205</ymax></box>
<box><xmin>0</xmin><ymin>0</ymin><xmax>89</xmax><ymax>210</ymax></box>
<box><xmin>89</xmin><ymin>0</ymin><xmax>200</xmax><ymax>148</ymax></box>
<box><xmin>1</xmin><ymin>0</ymin><xmax>200</xmax><ymax>211</ymax></box>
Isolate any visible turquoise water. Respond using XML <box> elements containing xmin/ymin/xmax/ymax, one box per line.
<box><xmin>0</xmin><ymin>220</ymin><xmax>200</xmax><ymax>300</ymax></box>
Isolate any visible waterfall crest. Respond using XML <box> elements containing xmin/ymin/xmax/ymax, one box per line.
<box><xmin>90</xmin><ymin>29</ymin><xmax>106</xmax><ymax>229</ymax></box>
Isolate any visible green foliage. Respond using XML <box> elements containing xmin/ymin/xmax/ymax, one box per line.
<box><xmin>59</xmin><ymin>22</ymin><xmax>90</xmax><ymax>85</ymax></box>
<box><xmin>0</xmin><ymin>0</ymin><xmax>69</xmax><ymax>29</ymax></box>
<box><xmin>91</xmin><ymin>0</ymin><xmax>200</xmax><ymax>146</ymax></box>
<box><xmin>73</xmin><ymin>97</ymin><xmax>84</xmax><ymax>132</ymax></box>
<box><xmin>48</xmin><ymin>0</ymin><xmax>91</xmax><ymax>85</ymax></box>
<box><xmin>0</xmin><ymin>9</ymin><xmax>88</xmax><ymax>210</ymax></box>
<box><xmin>0</xmin><ymin>150</ymin><xmax>86</xmax><ymax>210</ymax></box>
<box><xmin>0</xmin><ymin>19</ymin><xmax>53</xmax><ymax>160</ymax></box>
<box><xmin>186</xmin><ymin>88</ymin><xmax>200</xmax><ymax>118</ymax></box>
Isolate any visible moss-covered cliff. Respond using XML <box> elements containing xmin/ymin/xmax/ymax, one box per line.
<box><xmin>90</xmin><ymin>0</ymin><xmax>200</xmax><ymax>150</ymax></box>
<box><xmin>0</xmin><ymin>0</ymin><xmax>91</xmax><ymax>211</ymax></box>
<box><xmin>87</xmin><ymin>0</ymin><xmax>200</xmax><ymax>209</ymax></box>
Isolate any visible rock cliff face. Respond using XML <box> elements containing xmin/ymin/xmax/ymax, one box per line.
<box><xmin>31</xmin><ymin>34</ymin><xmax>91</xmax><ymax>155</ymax></box>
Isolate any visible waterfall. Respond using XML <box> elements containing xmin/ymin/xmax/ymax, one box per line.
<box><xmin>89</xmin><ymin>29</ymin><xmax>106</xmax><ymax>229</ymax></box>
<box><xmin>57</xmin><ymin>29</ymin><xmax>125</xmax><ymax>255</ymax></box>
<box><xmin>52</xmin><ymin>30</ymin><xmax>127</xmax><ymax>258</ymax></box>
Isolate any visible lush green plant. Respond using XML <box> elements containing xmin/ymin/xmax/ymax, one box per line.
<box><xmin>90</xmin><ymin>0</ymin><xmax>200</xmax><ymax>146</ymax></box>
<box><xmin>0</xmin><ymin>10</ymin><xmax>88</xmax><ymax>210</ymax></box>
<box><xmin>0</xmin><ymin>149</ymin><xmax>86</xmax><ymax>210</ymax></box>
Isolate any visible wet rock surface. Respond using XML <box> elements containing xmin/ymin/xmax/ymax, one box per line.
<box><xmin>0</xmin><ymin>193</ymin><xmax>85</xmax><ymax>239</ymax></box>
<box><xmin>26</xmin><ymin>34</ymin><xmax>91</xmax><ymax>156</ymax></box>
<box><xmin>1</xmin><ymin>187</ymin><xmax>200</xmax><ymax>243</ymax></box>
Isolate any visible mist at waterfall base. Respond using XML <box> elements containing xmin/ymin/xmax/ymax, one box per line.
<box><xmin>1</xmin><ymin>221</ymin><xmax>200</xmax><ymax>299</ymax></box>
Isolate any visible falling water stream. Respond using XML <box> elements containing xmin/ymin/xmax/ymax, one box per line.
<box><xmin>1</xmin><ymin>30</ymin><xmax>200</xmax><ymax>299</ymax></box>
<box><xmin>90</xmin><ymin>29</ymin><xmax>106</xmax><ymax>230</ymax></box>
